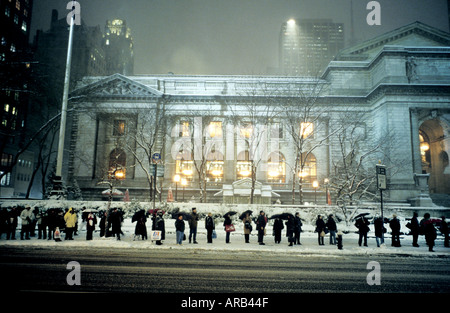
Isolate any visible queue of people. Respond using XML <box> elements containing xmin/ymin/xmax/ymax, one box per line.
<box><xmin>0</xmin><ymin>206</ymin><xmax>449</xmax><ymax>252</ymax></box>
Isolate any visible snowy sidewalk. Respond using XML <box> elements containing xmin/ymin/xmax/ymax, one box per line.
<box><xmin>2</xmin><ymin>219</ymin><xmax>449</xmax><ymax>258</ymax></box>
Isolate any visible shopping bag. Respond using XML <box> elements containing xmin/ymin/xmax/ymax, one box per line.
<box><xmin>212</xmin><ymin>230</ymin><xmax>217</xmax><ymax>239</ymax></box>
<box><xmin>225</xmin><ymin>224</ymin><xmax>235</xmax><ymax>232</ymax></box>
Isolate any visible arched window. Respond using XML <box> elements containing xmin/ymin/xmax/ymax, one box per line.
<box><xmin>236</xmin><ymin>150</ymin><xmax>251</xmax><ymax>179</ymax></box>
<box><xmin>109</xmin><ymin>149</ymin><xmax>126</xmax><ymax>179</ymax></box>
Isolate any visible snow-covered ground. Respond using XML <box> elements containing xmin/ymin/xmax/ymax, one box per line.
<box><xmin>1</xmin><ymin>211</ymin><xmax>449</xmax><ymax>258</ymax></box>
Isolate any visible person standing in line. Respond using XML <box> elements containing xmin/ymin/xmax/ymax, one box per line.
<box><xmin>273</xmin><ymin>218</ymin><xmax>283</xmax><ymax>244</ymax></box>
<box><xmin>6</xmin><ymin>206</ymin><xmax>18</xmax><ymax>240</ymax></box>
<box><xmin>294</xmin><ymin>212</ymin><xmax>302</xmax><ymax>245</ymax></box>
<box><xmin>223</xmin><ymin>213</ymin><xmax>232</xmax><ymax>244</ymax></box>
<box><xmin>205</xmin><ymin>212</ymin><xmax>215</xmax><ymax>244</ymax></box>
<box><xmin>175</xmin><ymin>214</ymin><xmax>185</xmax><ymax>245</ymax></box>
<box><xmin>99</xmin><ymin>211</ymin><xmax>107</xmax><ymax>237</ymax></box>
<box><xmin>189</xmin><ymin>208</ymin><xmax>199</xmax><ymax>244</ymax></box>
<box><xmin>374</xmin><ymin>216</ymin><xmax>385</xmax><ymax>247</ymax></box>
<box><xmin>315</xmin><ymin>215</ymin><xmax>326</xmax><ymax>246</ymax></box>
<box><xmin>109</xmin><ymin>208</ymin><xmax>123</xmax><ymax>240</ymax></box>
<box><xmin>256</xmin><ymin>211</ymin><xmax>267</xmax><ymax>245</ymax></box>
<box><xmin>409</xmin><ymin>212</ymin><xmax>420</xmax><ymax>247</ymax></box>
<box><xmin>355</xmin><ymin>216</ymin><xmax>370</xmax><ymax>247</ymax></box>
<box><xmin>389</xmin><ymin>214</ymin><xmax>401</xmax><ymax>247</ymax></box>
<box><xmin>242</xmin><ymin>213</ymin><xmax>252</xmax><ymax>243</ymax></box>
<box><xmin>86</xmin><ymin>212</ymin><xmax>97</xmax><ymax>240</ymax></box>
<box><xmin>420</xmin><ymin>213</ymin><xmax>437</xmax><ymax>252</ymax></box>
<box><xmin>285</xmin><ymin>214</ymin><xmax>295</xmax><ymax>247</ymax></box>
<box><xmin>326</xmin><ymin>214</ymin><xmax>337</xmax><ymax>245</ymax></box>
<box><xmin>440</xmin><ymin>216</ymin><xmax>449</xmax><ymax>248</ymax></box>
<box><xmin>36</xmin><ymin>209</ymin><xmax>47</xmax><ymax>240</ymax></box>
<box><xmin>64</xmin><ymin>208</ymin><xmax>77</xmax><ymax>240</ymax></box>
<box><xmin>20</xmin><ymin>206</ymin><xmax>34</xmax><ymax>240</ymax></box>
<box><xmin>155</xmin><ymin>210</ymin><xmax>165</xmax><ymax>245</ymax></box>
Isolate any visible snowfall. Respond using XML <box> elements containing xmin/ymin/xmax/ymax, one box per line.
<box><xmin>1</xmin><ymin>199</ymin><xmax>449</xmax><ymax>258</ymax></box>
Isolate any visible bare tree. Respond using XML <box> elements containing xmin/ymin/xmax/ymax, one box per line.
<box><xmin>229</xmin><ymin>82</ymin><xmax>281</xmax><ymax>204</ymax></box>
<box><xmin>280</xmin><ymin>78</ymin><xmax>339</xmax><ymax>204</ymax></box>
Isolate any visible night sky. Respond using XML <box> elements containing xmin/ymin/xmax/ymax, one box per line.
<box><xmin>30</xmin><ymin>0</ymin><xmax>449</xmax><ymax>75</ymax></box>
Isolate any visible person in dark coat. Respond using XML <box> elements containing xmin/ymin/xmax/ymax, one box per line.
<box><xmin>223</xmin><ymin>213</ymin><xmax>232</xmax><ymax>244</ymax></box>
<box><xmin>86</xmin><ymin>212</ymin><xmax>97</xmax><ymax>240</ymax></box>
<box><xmin>420</xmin><ymin>213</ymin><xmax>437</xmax><ymax>252</ymax></box>
<box><xmin>99</xmin><ymin>211</ymin><xmax>107</xmax><ymax>237</ymax></box>
<box><xmin>273</xmin><ymin>218</ymin><xmax>284</xmax><ymax>244</ymax></box>
<box><xmin>6</xmin><ymin>206</ymin><xmax>18</xmax><ymax>240</ymax></box>
<box><xmin>189</xmin><ymin>208</ymin><xmax>199</xmax><ymax>244</ymax></box>
<box><xmin>355</xmin><ymin>216</ymin><xmax>370</xmax><ymax>247</ymax></box>
<box><xmin>315</xmin><ymin>215</ymin><xmax>326</xmax><ymax>245</ymax></box>
<box><xmin>256</xmin><ymin>211</ymin><xmax>267</xmax><ymax>245</ymax></box>
<box><xmin>326</xmin><ymin>214</ymin><xmax>337</xmax><ymax>245</ymax></box>
<box><xmin>205</xmin><ymin>212</ymin><xmax>215</xmax><ymax>244</ymax></box>
<box><xmin>294</xmin><ymin>212</ymin><xmax>302</xmax><ymax>245</ymax></box>
<box><xmin>133</xmin><ymin>210</ymin><xmax>147</xmax><ymax>240</ymax></box>
<box><xmin>109</xmin><ymin>208</ymin><xmax>123</xmax><ymax>240</ymax></box>
<box><xmin>440</xmin><ymin>216</ymin><xmax>449</xmax><ymax>248</ymax></box>
<box><xmin>389</xmin><ymin>214</ymin><xmax>401</xmax><ymax>247</ymax></box>
<box><xmin>175</xmin><ymin>214</ymin><xmax>185</xmax><ymax>245</ymax></box>
<box><xmin>154</xmin><ymin>211</ymin><xmax>165</xmax><ymax>245</ymax></box>
<box><xmin>285</xmin><ymin>215</ymin><xmax>295</xmax><ymax>247</ymax></box>
<box><xmin>374</xmin><ymin>216</ymin><xmax>385</xmax><ymax>247</ymax></box>
<box><xmin>408</xmin><ymin>212</ymin><xmax>420</xmax><ymax>247</ymax></box>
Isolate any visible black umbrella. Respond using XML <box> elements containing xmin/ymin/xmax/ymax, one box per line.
<box><xmin>223</xmin><ymin>211</ymin><xmax>237</xmax><ymax>218</ymax></box>
<box><xmin>239</xmin><ymin>210</ymin><xmax>253</xmax><ymax>220</ymax></box>
<box><xmin>354</xmin><ymin>213</ymin><xmax>371</xmax><ymax>220</ymax></box>
<box><xmin>269</xmin><ymin>213</ymin><xmax>294</xmax><ymax>220</ymax></box>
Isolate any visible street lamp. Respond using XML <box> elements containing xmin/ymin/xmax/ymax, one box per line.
<box><xmin>312</xmin><ymin>180</ymin><xmax>319</xmax><ymax>204</ymax></box>
<box><xmin>173</xmin><ymin>174</ymin><xmax>180</xmax><ymax>201</ymax></box>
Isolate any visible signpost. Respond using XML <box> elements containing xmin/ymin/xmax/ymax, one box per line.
<box><xmin>376</xmin><ymin>163</ymin><xmax>387</xmax><ymax>223</ymax></box>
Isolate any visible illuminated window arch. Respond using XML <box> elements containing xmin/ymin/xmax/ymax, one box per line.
<box><xmin>109</xmin><ymin>148</ymin><xmax>126</xmax><ymax>179</ymax></box>
<box><xmin>206</xmin><ymin>150</ymin><xmax>224</xmax><ymax>182</ymax></box>
<box><xmin>236</xmin><ymin>150</ymin><xmax>251</xmax><ymax>179</ymax></box>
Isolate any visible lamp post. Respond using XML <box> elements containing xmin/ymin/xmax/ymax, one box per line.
<box><xmin>173</xmin><ymin>174</ymin><xmax>180</xmax><ymax>201</ymax></box>
<box><xmin>324</xmin><ymin>178</ymin><xmax>329</xmax><ymax>205</ymax></box>
<box><xmin>53</xmin><ymin>1</ymin><xmax>76</xmax><ymax>198</ymax></box>
<box><xmin>313</xmin><ymin>180</ymin><xmax>319</xmax><ymax>204</ymax></box>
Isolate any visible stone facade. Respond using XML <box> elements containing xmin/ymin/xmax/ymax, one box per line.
<box><xmin>67</xmin><ymin>22</ymin><xmax>450</xmax><ymax>205</ymax></box>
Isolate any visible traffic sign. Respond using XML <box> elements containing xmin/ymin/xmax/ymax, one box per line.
<box><xmin>152</xmin><ymin>153</ymin><xmax>161</xmax><ymax>163</ymax></box>
<box><xmin>376</xmin><ymin>164</ymin><xmax>387</xmax><ymax>190</ymax></box>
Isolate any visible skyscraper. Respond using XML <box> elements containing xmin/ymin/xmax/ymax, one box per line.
<box><xmin>279</xmin><ymin>18</ymin><xmax>344</xmax><ymax>76</ymax></box>
<box><xmin>103</xmin><ymin>19</ymin><xmax>134</xmax><ymax>75</ymax></box>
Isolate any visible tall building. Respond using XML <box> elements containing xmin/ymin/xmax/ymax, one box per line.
<box><xmin>279</xmin><ymin>18</ymin><xmax>344</xmax><ymax>76</ymax></box>
<box><xmin>103</xmin><ymin>19</ymin><xmax>134</xmax><ymax>75</ymax></box>
<box><xmin>0</xmin><ymin>0</ymin><xmax>35</xmax><ymax>197</ymax></box>
<box><xmin>68</xmin><ymin>22</ymin><xmax>450</xmax><ymax>206</ymax></box>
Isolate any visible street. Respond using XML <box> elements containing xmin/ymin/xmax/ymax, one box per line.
<box><xmin>1</xmin><ymin>246</ymin><xmax>450</xmax><ymax>294</ymax></box>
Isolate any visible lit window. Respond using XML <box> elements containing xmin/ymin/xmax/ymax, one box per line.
<box><xmin>300</xmin><ymin>122</ymin><xmax>314</xmax><ymax>139</ymax></box>
<box><xmin>16</xmin><ymin>0</ymin><xmax>20</xmax><ymax>10</ymax></box>
<box><xmin>113</xmin><ymin>120</ymin><xmax>125</xmax><ymax>136</ymax></box>
<box><xmin>208</xmin><ymin>121</ymin><xmax>222</xmax><ymax>138</ymax></box>
<box><xmin>21</xmin><ymin>21</ymin><xmax>27</xmax><ymax>32</ymax></box>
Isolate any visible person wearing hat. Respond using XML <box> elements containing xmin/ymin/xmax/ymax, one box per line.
<box><xmin>189</xmin><ymin>208</ymin><xmax>199</xmax><ymax>244</ymax></box>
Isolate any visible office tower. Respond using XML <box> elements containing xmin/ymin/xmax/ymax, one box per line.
<box><xmin>103</xmin><ymin>19</ymin><xmax>134</xmax><ymax>75</ymax></box>
<box><xmin>279</xmin><ymin>18</ymin><xmax>344</xmax><ymax>76</ymax></box>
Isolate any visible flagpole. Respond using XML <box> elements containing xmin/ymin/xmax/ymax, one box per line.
<box><xmin>53</xmin><ymin>2</ymin><xmax>75</xmax><ymax>196</ymax></box>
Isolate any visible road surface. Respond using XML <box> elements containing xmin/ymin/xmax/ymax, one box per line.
<box><xmin>1</xmin><ymin>246</ymin><xmax>449</xmax><ymax>294</ymax></box>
